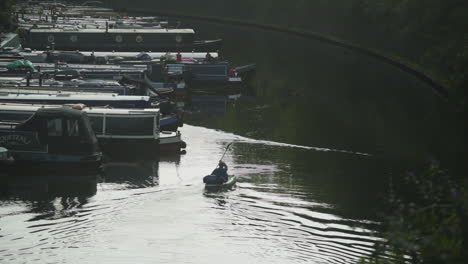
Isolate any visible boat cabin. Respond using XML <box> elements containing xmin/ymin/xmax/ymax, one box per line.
<box><xmin>0</xmin><ymin>107</ymin><xmax>101</xmax><ymax>168</ymax></box>
<box><xmin>166</xmin><ymin>62</ymin><xmax>241</xmax><ymax>82</ymax></box>
<box><xmin>0</xmin><ymin>104</ymin><xmax>161</xmax><ymax>156</ymax></box>
<box><xmin>87</xmin><ymin>107</ymin><xmax>161</xmax><ymax>157</ymax></box>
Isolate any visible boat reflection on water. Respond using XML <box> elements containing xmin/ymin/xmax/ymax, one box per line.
<box><xmin>100</xmin><ymin>159</ymin><xmax>160</xmax><ymax>188</ymax></box>
<box><xmin>159</xmin><ymin>152</ymin><xmax>181</xmax><ymax>165</ymax></box>
<box><xmin>187</xmin><ymin>94</ymin><xmax>241</xmax><ymax>113</ymax></box>
<box><xmin>0</xmin><ymin>172</ymin><xmax>98</xmax><ymax>202</ymax></box>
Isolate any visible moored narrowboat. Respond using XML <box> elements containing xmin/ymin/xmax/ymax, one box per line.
<box><xmin>0</xmin><ymin>102</ymin><xmax>180</xmax><ymax>132</ymax></box>
<box><xmin>85</xmin><ymin>107</ymin><xmax>161</xmax><ymax>157</ymax></box>
<box><xmin>0</xmin><ymin>103</ymin><xmax>186</xmax><ymax>157</ymax></box>
<box><xmin>25</xmin><ymin>28</ymin><xmax>222</xmax><ymax>52</ymax></box>
<box><xmin>0</xmin><ymin>107</ymin><xmax>102</xmax><ymax>170</ymax></box>
<box><xmin>166</xmin><ymin>62</ymin><xmax>245</xmax><ymax>94</ymax></box>
<box><xmin>0</xmin><ymin>93</ymin><xmax>152</xmax><ymax>108</ymax></box>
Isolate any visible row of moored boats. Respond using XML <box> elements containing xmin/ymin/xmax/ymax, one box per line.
<box><xmin>0</xmin><ymin>0</ymin><xmax>256</xmax><ymax>171</ymax></box>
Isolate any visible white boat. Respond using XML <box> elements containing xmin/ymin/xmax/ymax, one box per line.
<box><xmin>0</xmin><ymin>103</ymin><xmax>161</xmax><ymax>156</ymax></box>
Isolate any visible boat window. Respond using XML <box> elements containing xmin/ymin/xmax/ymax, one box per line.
<box><xmin>105</xmin><ymin>116</ymin><xmax>154</xmax><ymax>136</ymax></box>
<box><xmin>188</xmin><ymin>65</ymin><xmax>227</xmax><ymax>76</ymax></box>
<box><xmin>88</xmin><ymin>116</ymin><xmax>103</xmax><ymax>135</ymax></box>
<box><xmin>47</xmin><ymin>118</ymin><xmax>63</xmax><ymax>136</ymax></box>
<box><xmin>66</xmin><ymin>119</ymin><xmax>80</xmax><ymax>137</ymax></box>
<box><xmin>0</xmin><ymin>112</ymin><xmax>33</xmax><ymax>122</ymax></box>
<box><xmin>167</xmin><ymin>64</ymin><xmax>184</xmax><ymax>73</ymax></box>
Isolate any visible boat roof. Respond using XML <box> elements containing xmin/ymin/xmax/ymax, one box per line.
<box><xmin>0</xmin><ymin>103</ymin><xmax>159</xmax><ymax>115</ymax></box>
<box><xmin>0</xmin><ymin>88</ymin><xmax>118</xmax><ymax>96</ymax></box>
<box><xmin>29</xmin><ymin>28</ymin><xmax>195</xmax><ymax>34</ymax></box>
<box><xmin>36</xmin><ymin>106</ymin><xmax>86</xmax><ymax>119</ymax></box>
<box><xmin>84</xmin><ymin>107</ymin><xmax>159</xmax><ymax>115</ymax></box>
<box><xmin>23</xmin><ymin>51</ymin><xmax>217</xmax><ymax>58</ymax></box>
<box><xmin>0</xmin><ymin>93</ymin><xmax>149</xmax><ymax>101</ymax></box>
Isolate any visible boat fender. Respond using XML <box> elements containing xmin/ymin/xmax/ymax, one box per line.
<box><xmin>229</xmin><ymin>68</ymin><xmax>237</xmax><ymax>77</ymax></box>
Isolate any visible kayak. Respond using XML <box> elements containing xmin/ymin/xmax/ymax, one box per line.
<box><xmin>204</xmin><ymin>175</ymin><xmax>237</xmax><ymax>190</ymax></box>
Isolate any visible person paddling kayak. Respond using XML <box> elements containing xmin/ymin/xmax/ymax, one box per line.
<box><xmin>203</xmin><ymin>143</ymin><xmax>236</xmax><ymax>188</ymax></box>
<box><xmin>211</xmin><ymin>160</ymin><xmax>228</xmax><ymax>183</ymax></box>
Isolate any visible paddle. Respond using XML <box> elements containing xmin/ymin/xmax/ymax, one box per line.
<box><xmin>204</xmin><ymin>142</ymin><xmax>234</xmax><ymax>185</ymax></box>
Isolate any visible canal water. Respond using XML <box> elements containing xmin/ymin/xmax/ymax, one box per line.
<box><xmin>0</xmin><ymin>20</ymin><xmax>464</xmax><ymax>263</ymax></box>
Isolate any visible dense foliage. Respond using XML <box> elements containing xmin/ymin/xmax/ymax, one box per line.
<box><xmin>362</xmin><ymin>164</ymin><xmax>468</xmax><ymax>264</ymax></box>
<box><xmin>0</xmin><ymin>0</ymin><xmax>16</xmax><ymax>30</ymax></box>
<box><xmin>111</xmin><ymin>0</ymin><xmax>468</xmax><ymax>106</ymax></box>
<box><xmin>355</xmin><ymin>0</ymin><xmax>468</xmax><ymax>107</ymax></box>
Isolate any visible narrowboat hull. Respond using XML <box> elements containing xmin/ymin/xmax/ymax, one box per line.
<box><xmin>25</xmin><ymin>28</ymin><xmax>222</xmax><ymax>52</ymax></box>
<box><xmin>1</xmin><ymin>152</ymin><xmax>102</xmax><ymax>173</ymax></box>
<box><xmin>0</xmin><ymin>107</ymin><xmax>103</xmax><ymax>172</ymax></box>
<box><xmin>30</xmin><ymin>39</ymin><xmax>222</xmax><ymax>53</ymax></box>
<box><xmin>0</xmin><ymin>98</ymin><xmax>151</xmax><ymax>109</ymax></box>
<box><xmin>2</xmin><ymin>157</ymin><xmax>102</xmax><ymax>174</ymax></box>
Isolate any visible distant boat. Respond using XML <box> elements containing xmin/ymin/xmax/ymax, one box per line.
<box><xmin>0</xmin><ymin>62</ymin><xmax>146</xmax><ymax>80</ymax></box>
<box><xmin>0</xmin><ymin>107</ymin><xmax>102</xmax><ymax>170</ymax></box>
<box><xmin>0</xmin><ymin>78</ymin><xmax>137</xmax><ymax>95</ymax></box>
<box><xmin>165</xmin><ymin>62</ymin><xmax>255</xmax><ymax>94</ymax></box>
<box><xmin>24</xmin><ymin>28</ymin><xmax>222</xmax><ymax>52</ymax></box>
<box><xmin>18</xmin><ymin>50</ymin><xmax>216</xmax><ymax>64</ymax></box>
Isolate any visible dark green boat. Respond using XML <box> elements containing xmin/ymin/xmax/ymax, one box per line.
<box><xmin>204</xmin><ymin>175</ymin><xmax>237</xmax><ymax>190</ymax></box>
<box><xmin>0</xmin><ymin>107</ymin><xmax>102</xmax><ymax>171</ymax></box>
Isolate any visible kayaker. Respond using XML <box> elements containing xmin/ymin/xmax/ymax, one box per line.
<box><xmin>212</xmin><ymin>161</ymin><xmax>228</xmax><ymax>183</ymax></box>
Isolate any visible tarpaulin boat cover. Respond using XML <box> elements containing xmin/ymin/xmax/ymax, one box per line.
<box><xmin>6</xmin><ymin>60</ymin><xmax>35</xmax><ymax>70</ymax></box>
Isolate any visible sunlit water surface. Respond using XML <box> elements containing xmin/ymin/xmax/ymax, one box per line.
<box><xmin>0</xmin><ymin>125</ymin><xmax>381</xmax><ymax>264</ymax></box>
<box><xmin>1</xmin><ymin>13</ymin><xmax>463</xmax><ymax>264</ymax></box>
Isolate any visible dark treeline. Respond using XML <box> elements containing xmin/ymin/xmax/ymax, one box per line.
<box><xmin>109</xmin><ymin>0</ymin><xmax>468</xmax><ymax>106</ymax></box>
<box><xmin>355</xmin><ymin>0</ymin><xmax>468</xmax><ymax>108</ymax></box>
<box><xmin>0</xmin><ymin>0</ymin><xmax>16</xmax><ymax>30</ymax></box>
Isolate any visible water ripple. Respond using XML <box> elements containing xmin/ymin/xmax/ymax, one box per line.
<box><xmin>188</xmin><ymin>125</ymin><xmax>372</xmax><ymax>156</ymax></box>
<box><xmin>210</xmin><ymin>184</ymin><xmax>380</xmax><ymax>264</ymax></box>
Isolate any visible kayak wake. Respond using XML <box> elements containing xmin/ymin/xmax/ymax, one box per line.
<box><xmin>185</xmin><ymin>125</ymin><xmax>372</xmax><ymax>156</ymax></box>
